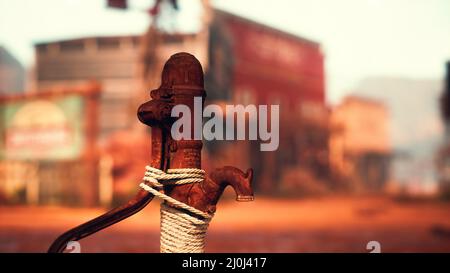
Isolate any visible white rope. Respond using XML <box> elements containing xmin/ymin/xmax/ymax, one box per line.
<box><xmin>160</xmin><ymin>203</ymin><xmax>211</xmax><ymax>253</ymax></box>
<box><xmin>139</xmin><ymin>166</ymin><xmax>213</xmax><ymax>253</ymax></box>
<box><xmin>139</xmin><ymin>183</ymin><xmax>212</xmax><ymax>219</ymax></box>
<box><xmin>143</xmin><ymin>166</ymin><xmax>205</xmax><ymax>188</ymax></box>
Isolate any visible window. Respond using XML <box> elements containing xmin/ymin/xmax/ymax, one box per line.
<box><xmin>60</xmin><ymin>40</ymin><xmax>84</xmax><ymax>52</ymax></box>
<box><xmin>97</xmin><ymin>38</ymin><xmax>120</xmax><ymax>50</ymax></box>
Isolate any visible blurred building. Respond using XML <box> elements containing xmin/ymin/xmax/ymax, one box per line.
<box><xmin>35</xmin><ymin>36</ymin><xmax>142</xmax><ymax>140</ymax></box>
<box><xmin>203</xmin><ymin>9</ymin><xmax>328</xmax><ymax>194</ymax></box>
<box><xmin>0</xmin><ymin>46</ymin><xmax>25</xmax><ymax>94</ymax></box>
<box><xmin>0</xmin><ymin>83</ymin><xmax>101</xmax><ymax>205</ymax></box>
<box><xmin>330</xmin><ymin>96</ymin><xmax>391</xmax><ymax>192</ymax></box>
<box><xmin>34</xmin><ymin>31</ymin><xmax>209</xmax><ymax>137</ymax></box>
<box><xmin>354</xmin><ymin>76</ymin><xmax>443</xmax><ymax>195</ymax></box>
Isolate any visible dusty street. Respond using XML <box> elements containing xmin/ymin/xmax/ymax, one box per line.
<box><xmin>1</xmin><ymin>196</ymin><xmax>450</xmax><ymax>252</ymax></box>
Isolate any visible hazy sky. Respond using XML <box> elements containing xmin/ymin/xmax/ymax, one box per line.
<box><xmin>1</xmin><ymin>0</ymin><xmax>449</xmax><ymax>103</ymax></box>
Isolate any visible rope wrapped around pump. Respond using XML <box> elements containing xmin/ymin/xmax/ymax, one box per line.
<box><xmin>139</xmin><ymin>166</ymin><xmax>213</xmax><ymax>253</ymax></box>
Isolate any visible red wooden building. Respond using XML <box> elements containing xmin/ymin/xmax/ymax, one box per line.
<box><xmin>205</xmin><ymin>10</ymin><xmax>329</xmax><ymax>194</ymax></box>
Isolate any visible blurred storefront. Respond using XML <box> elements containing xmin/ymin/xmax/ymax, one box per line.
<box><xmin>330</xmin><ymin>96</ymin><xmax>391</xmax><ymax>192</ymax></box>
<box><xmin>203</xmin><ymin>10</ymin><xmax>328</xmax><ymax>194</ymax></box>
<box><xmin>0</xmin><ymin>83</ymin><xmax>102</xmax><ymax>205</ymax></box>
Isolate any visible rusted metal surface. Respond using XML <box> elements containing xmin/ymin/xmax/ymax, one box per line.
<box><xmin>48</xmin><ymin>52</ymin><xmax>253</xmax><ymax>253</ymax></box>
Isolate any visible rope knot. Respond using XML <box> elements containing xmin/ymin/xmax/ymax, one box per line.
<box><xmin>139</xmin><ymin>166</ymin><xmax>214</xmax><ymax>253</ymax></box>
<box><xmin>143</xmin><ymin>166</ymin><xmax>205</xmax><ymax>189</ymax></box>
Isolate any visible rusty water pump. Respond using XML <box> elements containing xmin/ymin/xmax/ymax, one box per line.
<box><xmin>48</xmin><ymin>52</ymin><xmax>254</xmax><ymax>253</ymax></box>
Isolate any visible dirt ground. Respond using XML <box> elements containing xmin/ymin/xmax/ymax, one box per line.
<box><xmin>1</xmin><ymin>196</ymin><xmax>450</xmax><ymax>253</ymax></box>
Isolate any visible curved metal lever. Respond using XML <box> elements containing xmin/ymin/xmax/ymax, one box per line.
<box><xmin>48</xmin><ymin>190</ymin><xmax>154</xmax><ymax>253</ymax></box>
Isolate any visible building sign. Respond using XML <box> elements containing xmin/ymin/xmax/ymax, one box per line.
<box><xmin>0</xmin><ymin>95</ymin><xmax>85</xmax><ymax>160</ymax></box>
